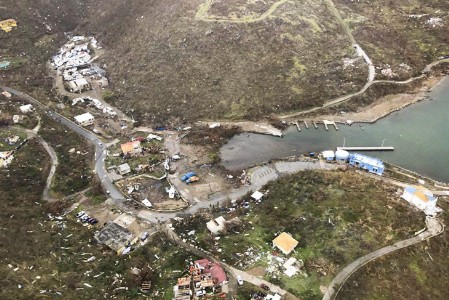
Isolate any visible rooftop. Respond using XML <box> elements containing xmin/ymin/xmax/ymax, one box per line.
<box><xmin>74</xmin><ymin>112</ymin><xmax>94</xmax><ymax>123</ymax></box>
<box><xmin>273</xmin><ymin>232</ymin><xmax>299</xmax><ymax>255</ymax></box>
<box><xmin>404</xmin><ymin>186</ymin><xmax>437</xmax><ymax>203</ymax></box>
<box><xmin>349</xmin><ymin>153</ymin><xmax>384</xmax><ymax>168</ymax></box>
<box><xmin>121</xmin><ymin>141</ymin><xmax>141</xmax><ymax>153</ymax></box>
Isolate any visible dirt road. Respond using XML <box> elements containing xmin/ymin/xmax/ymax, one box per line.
<box><xmin>323</xmin><ymin>217</ymin><xmax>444</xmax><ymax>300</ymax></box>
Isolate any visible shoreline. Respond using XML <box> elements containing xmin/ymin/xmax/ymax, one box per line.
<box><xmin>299</xmin><ymin>75</ymin><xmax>445</xmax><ymax>125</ymax></box>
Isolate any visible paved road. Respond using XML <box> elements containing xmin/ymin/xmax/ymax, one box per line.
<box><xmin>323</xmin><ymin>217</ymin><xmax>444</xmax><ymax>300</ymax></box>
<box><xmin>1</xmin><ymin>86</ymin><xmax>125</xmax><ymax>202</ymax></box>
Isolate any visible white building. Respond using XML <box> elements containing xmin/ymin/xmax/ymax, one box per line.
<box><xmin>322</xmin><ymin>150</ymin><xmax>335</xmax><ymax>161</ymax></box>
<box><xmin>74</xmin><ymin>112</ymin><xmax>94</xmax><ymax>126</ymax></box>
<box><xmin>402</xmin><ymin>186</ymin><xmax>440</xmax><ymax>216</ymax></box>
<box><xmin>19</xmin><ymin>104</ymin><xmax>34</xmax><ymax>114</ymax></box>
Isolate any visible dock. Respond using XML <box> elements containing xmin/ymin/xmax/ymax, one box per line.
<box><xmin>313</xmin><ymin>121</ymin><xmax>318</xmax><ymax>129</ymax></box>
<box><xmin>295</xmin><ymin>121</ymin><xmax>301</xmax><ymax>132</ymax></box>
<box><xmin>324</xmin><ymin>122</ymin><xmax>329</xmax><ymax>131</ymax></box>
<box><xmin>337</xmin><ymin>146</ymin><xmax>395</xmax><ymax>151</ymax></box>
<box><xmin>304</xmin><ymin>121</ymin><xmax>309</xmax><ymax>129</ymax></box>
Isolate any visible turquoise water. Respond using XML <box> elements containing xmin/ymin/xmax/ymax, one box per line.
<box><xmin>220</xmin><ymin>77</ymin><xmax>449</xmax><ymax>182</ymax></box>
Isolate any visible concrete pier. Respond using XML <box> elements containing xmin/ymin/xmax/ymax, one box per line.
<box><xmin>313</xmin><ymin>121</ymin><xmax>318</xmax><ymax>129</ymax></box>
<box><xmin>337</xmin><ymin>146</ymin><xmax>395</xmax><ymax>151</ymax></box>
<box><xmin>324</xmin><ymin>122</ymin><xmax>329</xmax><ymax>131</ymax></box>
<box><xmin>304</xmin><ymin>121</ymin><xmax>309</xmax><ymax>129</ymax></box>
<box><xmin>334</xmin><ymin>123</ymin><xmax>339</xmax><ymax>131</ymax></box>
<box><xmin>295</xmin><ymin>122</ymin><xmax>301</xmax><ymax>132</ymax></box>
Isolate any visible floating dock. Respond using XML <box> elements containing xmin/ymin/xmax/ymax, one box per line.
<box><xmin>337</xmin><ymin>146</ymin><xmax>395</xmax><ymax>151</ymax></box>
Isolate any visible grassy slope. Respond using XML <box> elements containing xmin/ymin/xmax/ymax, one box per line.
<box><xmin>337</xmin><ymin>201</ymin><xmax>449</xmax><ymax>300</ymax></box>
<box><xmin>82</xmin><ymin>0</ymin><xmax>366</xmax><ymax>124</ymax></box>
<box><xmin>174</xmin><ymin>170</ymin><xmax>423</xmax><ymax>299</ymax></box>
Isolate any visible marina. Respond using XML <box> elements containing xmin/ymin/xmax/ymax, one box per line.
<box><xmin>221</xmin><ymin>77</ymin><xmax>449</xmax><ymax>182</ymax></box>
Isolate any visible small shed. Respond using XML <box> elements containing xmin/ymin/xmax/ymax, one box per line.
<box><xmin>322</xmin><ymin>150</ymin><xmax>335</xmax><ymax>161</ymax></box>
<box><xmin>117</xmin><ymin>163</ymin><xmax>131</xmax><ymax>175</ymax></box>
<box><xmin>251</xmin><ymin>191</ymin><xmax>264</xmax><ymax>201</ymax></box>
<box><xmin>348</xmin><ymin>153</ymin><xmax>384</xmax><ymax>176</ymax></box>
<box><xmin>74</xmin><ymin>112</ymin><xmax>94</xmax><ymax>126</ymax></box>
<box><xmin>335</xmin><ymin>149</ymin><xmax>349</xmax><ymax>162</ymax></box>
<box><xmin>272</xmin><ymin>232</ymin><xmax>298</xmax><ymax>255</ymax></box>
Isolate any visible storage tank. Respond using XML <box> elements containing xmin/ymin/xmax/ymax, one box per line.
<box><xmin>335</xmin><ymin>149</ymin><xmax>350</xmax><ymax>162</ymax></box>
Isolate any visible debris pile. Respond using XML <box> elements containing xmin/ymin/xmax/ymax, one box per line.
<box><xmin>51</xmin><ymin>36</ymin><xmax>108</xmax><ymax>93</ymax></box>
<box><xmin>72</xmin><ymin>96</ymin><xmax>116</xmax><ymax>116</ymax></box>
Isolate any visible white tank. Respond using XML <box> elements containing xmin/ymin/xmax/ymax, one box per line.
<box><xmin>335</xmin><ymin>149</ymin><xmax>349</xmax><ymax>161</ymax></box>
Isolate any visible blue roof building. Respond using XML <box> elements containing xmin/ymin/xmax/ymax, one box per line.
<box><xmin>348</xmin><ymin>153</ymin><xmax>385</xmax><ymax>176</ymax></box>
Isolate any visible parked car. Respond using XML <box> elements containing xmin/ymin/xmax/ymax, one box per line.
<box><xmin>196</xmin><ymin>290</ymin><xmax>206</xmax><ymax>297</ymax></box>
<box><xmin>186</xmin><ymin>176</ymin><xmax>199</xmax><ymax>184</ymax></box>
<box><xmin>88</xmin><ymin>218</ymin><xmax>98</xmax><ymax>224</ymax></box>
<box><xmin>181</xmin><ymin>172</ymin><xmax>197</xmax><ymax>182</ymax></box>
<box><xmin>259</xmin><ymin>283</ymin><xmax>270</xmax><ymax>291</ymax></box>
<box><xmin>76</xmin><ymin>211</ymin><xmax>86</xmax><ymax>218</ymax></box>
<box><xmin>237</xmin><ymin>276</ymin><xmax>244</xmax><ymax>286</ymax></box>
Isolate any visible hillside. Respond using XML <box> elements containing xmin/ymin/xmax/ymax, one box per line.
<box><xmin>82</xmin><ymin>0</ymin><xmax>367</xmax><ymax>123</ymax></box>
<box><xmin>2</xmin><ymin>1</ymin><xmax>448</xmax><ymax>125</ymax></box>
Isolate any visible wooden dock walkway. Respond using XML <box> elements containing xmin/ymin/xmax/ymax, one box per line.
<box><xmin>337</xmin><ymin>146</ymin><xmax>394</xmax><ymax>151</ymax></box>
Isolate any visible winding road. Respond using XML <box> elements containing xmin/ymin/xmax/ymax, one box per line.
<box><xmin>1</xmin><ymin>86</ymin><xmax>125</xmax><ymax>203</ymax></box>
<box><xmin>195</xmin><ymin>0</ymin><xmax>289</xmax><ymax>23</ymax></box>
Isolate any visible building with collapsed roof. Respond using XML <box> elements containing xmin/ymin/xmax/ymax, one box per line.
<box><xmin>206</xmin><ymin>216</ymin><xmax>226</xmax><ymax>235</ymax></box>
<box><xmin>402</xmin><ymin>186</ymin><xmax>440</xmax><ymax>216</ymax></box>
<box><xmin>194</xmin><ymin>259</ymin><xmax>227</xmax><ymax>285</ymax></box>
<box><xmin>68</xmin><ymin>78</ymin><xmax>90</xmax><ymax>93</ymax></box>
<box><xmin>94</xmin><ymin>222</ymin><xmax>137</xmax><ymax>254</ymax></box>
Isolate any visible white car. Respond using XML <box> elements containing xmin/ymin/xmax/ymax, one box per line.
<box><xmin>196</xmin><ymin>290</ymin><xmax>206</xmax><ymax>297</ymax></box>
<box><xmin>237</xmin><ymin>276</ymin><xmax>243</xmax><ymax>286</ymax></box>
